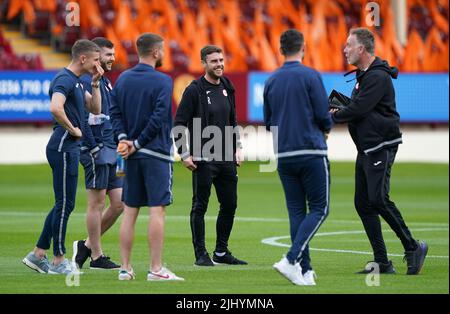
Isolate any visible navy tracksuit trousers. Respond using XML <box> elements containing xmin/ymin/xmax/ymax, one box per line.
<box><xmin>36</xmin><ymin>147</ymin><xmax>79</xmax><ymax>256</ymax></box>
<box><xmin>277</xmin><ymin>155</ymin><xmax>330</xmax><ymax>272</ymax></box>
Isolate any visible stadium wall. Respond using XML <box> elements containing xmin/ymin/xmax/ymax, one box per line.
<box><xmin>0</xmin><ymin>125</ymin><xmax>447</xmax><ymax>164</ymax></box>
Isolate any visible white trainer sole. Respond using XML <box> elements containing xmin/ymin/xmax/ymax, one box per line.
<box><xmin>118</xmin><ymin>272</ymin><xmax>135</xmax><ymax>281</ymax></box>
<box><xmin>22</xmin><ymin>257</ymin><xmax>46</xmax><ymax>274</ymax></box>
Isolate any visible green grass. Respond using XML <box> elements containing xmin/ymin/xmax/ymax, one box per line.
<box><xmin>0</xmin><ymin>162</ymin><xmax>448</xmax><ymax>294</ymax></box>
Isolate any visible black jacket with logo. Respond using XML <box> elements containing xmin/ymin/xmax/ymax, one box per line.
<box><xmin>174</xmin><ymin>76</ymin><xmax>240</xmax><ymax>161</ymax></box>
<box><xmin>332</xmin><ymin>57</ymin><xmax>402</xmax><ymax>154</ymax></box>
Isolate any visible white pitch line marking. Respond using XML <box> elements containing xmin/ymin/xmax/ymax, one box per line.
<box><xmin>0</xmin><ymin>212</ymin><xmax>448</xmax><ymax>226</ymax></box>
<box><xmin>261</xmin><ymin>228</ymin><xmax>449</xmax><ymax>259</ymax></box>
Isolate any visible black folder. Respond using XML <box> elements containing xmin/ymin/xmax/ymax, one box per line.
<box><xmin>328</xmin><ymin>89</ymin><xmax>351</xmax><ymax>110</ymax></box>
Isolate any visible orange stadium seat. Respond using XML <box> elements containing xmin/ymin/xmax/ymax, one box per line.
<box><xmin>2</xmin><ymin>0</ymin><xmax>449</xmax><ymax>72</ymax></box>
<box><xmin>423</xmin><ymin>26</ymin><xmax>449</xmax><ymax>71</ymax></box>
<box><xmin>402</xmin><ymin>29</ymin><xmax>425</xmax><ymax>71</ymax></box>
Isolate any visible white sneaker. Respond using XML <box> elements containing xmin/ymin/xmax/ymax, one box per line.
<box><xmin>273</xmin><ymin>256</ymin><xmax>307</xmax><ymax>285</ymax></box>
<box><xmin>303</xmin><ymin>270</ymin><xmax>317</xmax><ymax>286</ymax></box>
<box><xmin>147</xmin><ymin>266</ymin><xmax>185</xmax><ymax>281</ymax></box>
<box><xmin>118</xmin><ymin>268</ymin><xmax>135</xmax><ymax>281</ymax></box>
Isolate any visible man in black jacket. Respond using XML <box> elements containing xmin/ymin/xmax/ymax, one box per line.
<box><xmin>332</xmin><ymin>28</ymin><xmax>427</xmax><ymax>275</ymax></box>
<box><xmin>174</xmin><ymin>45</ymin><xmax>247</xmax><ymax>266</ymax></box>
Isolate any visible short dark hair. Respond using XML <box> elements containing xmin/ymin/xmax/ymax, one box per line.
<box><xmin>71</xmin><ymin>39</ymin><xmax>100</xmax><ymax>59</ymax></box>
<box><xmin>201</xmin><ymin>45</ymin><xmax>222</xmax><ymax>62</ymax></box>
<box><xmin>350</xmin><ymin>27</ymin><xmax>375</xmax><ymax>54</ymax></box>
<box><xmin>136</xmin><ymin>33</ymin><xmax>163</xmax><ymax>57</ymax></box>
<box><xmin>280</xmin><ymin>29</ymin><xmax>304</xmax><ymax>56</ymax></box>
<box><xmin>91</xmin><ymin>37</ymin><xmax>114</xmax><ymax>49</ymax></box>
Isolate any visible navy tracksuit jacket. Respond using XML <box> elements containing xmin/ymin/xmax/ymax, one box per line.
<box><xmin>264</xmin><ymin>61</ymin><xmax>333</xmax><ymax>270</ymax></box>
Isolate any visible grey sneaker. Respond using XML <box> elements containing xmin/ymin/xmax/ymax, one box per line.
<box><xmin>48</xmin><ymin>259</ymin><xmax>76</xmax><ymax>275</ymax></box>
<box><xmin>22</xmin><ymin>252</ymin><xmax>50</xmax><ymax>273</ymax></box>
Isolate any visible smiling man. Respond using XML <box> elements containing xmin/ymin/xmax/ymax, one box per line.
<box><xmin>174</xmin><ymin>45</ymin><xmax>246</xmax><ymax>267</ymax></box>
<box><xmin>73</xmin><ymin>37</ymin><xmax>123</xmax><ymax>271</ymax></box>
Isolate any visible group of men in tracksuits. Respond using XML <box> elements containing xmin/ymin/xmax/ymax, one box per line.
<box><xmin>22</xmin><ymin>27</ymin><xmax>428</xmax><ymax>285</ymax></box>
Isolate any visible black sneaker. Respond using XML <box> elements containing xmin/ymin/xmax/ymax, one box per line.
<box><xmin>194</xmin><ymin>253</ymin><xmax>214</xmax><ymax>267</ymax></box>
<box><xmin>72</xmin><ymin>240</ymin><xmax>91</xmax><ymax>269</ymax></box>
<box><xmin>90</xmin><ymin>255</ymin><xmax>120</xmax><ymax>270</ymax></box>
<box><xmin>404</xmin><ymin>240</ymin><xmax>428</xmax><ymax>275</ymax></box>
<box><xmin>356</xmin><ymin>260</ymin><xmax>396</xmax><ymax>274</ymax></box>
<box><xmin>212</xmin><ymin>251</ymin><xmax>247</xmax><ymax>265</ymax></box>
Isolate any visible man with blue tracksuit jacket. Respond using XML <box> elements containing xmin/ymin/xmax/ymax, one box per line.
<box><xmin>22</xmin><ymin>40</ymin><xmax>103</xmax><ymax>275</ymax></box>
<box><xmin>110</xmin><ymin>33</ymin><xmax>183</xmax><ymax>281</ymax></box>
<box><xmin>264</xmin><ymin>29</ymin><xmax>332</xmax><ymax>286</ymax></box>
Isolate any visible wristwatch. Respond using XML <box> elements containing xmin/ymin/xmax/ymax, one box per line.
<box><xmin>91</xmin><ymin>81</ymin><xmax>100</xmax><ymax>88</ymax></box>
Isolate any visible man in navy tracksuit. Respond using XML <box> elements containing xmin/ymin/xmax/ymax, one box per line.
<box><xmin>332</xmin><ymin>28</ymin><xmax>428</xmax><ymax>275</ymax></box>
<box><xmin>264</xmin><ymin>29</ymin><xmax>332</xmax><ymax>286</ymax></box>
<box><xmin>73</xmin><ymin>37</ymin><xmax>123</xmax><ymax>270</ymax></box>
<box><xmin>22</xmin><ymin>40</ymin><xmax>103</xmax><ymax>275</ymax></box>
<box><xmin>110</xmin><ymin>33</ymin><xmax>183</xmax><ymax>281</ymax></box>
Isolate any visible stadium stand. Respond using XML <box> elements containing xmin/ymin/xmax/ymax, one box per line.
<box><xmin>0</xmin><ymin>26</ymin><xmax>44</xmax><ymax>69</ymax></box>
<box><xmin>0</xmin><ymin>0</ymin><xmax>448</xmax><ymax>71</ymax></box>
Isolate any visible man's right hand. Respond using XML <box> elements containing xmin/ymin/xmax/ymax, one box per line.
<box><xmin>70</xmin><ymin>127</ymin><xmax>82</xmax><ymax>139</ymax></box>
<box><xmin>182</xmin><ymin>156</ymin><xmax>197</xmax><ymax>171</ymax></box>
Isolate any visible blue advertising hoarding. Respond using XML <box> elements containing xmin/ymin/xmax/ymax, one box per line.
<box><xmin>248</xmin><ymin>71</ymin><xmax>449</xmax><ymax>123</ymax></box>
<box><xmin>0</xmin><ymin>71</ymin><xmax>57</xmax><ymax>122</ymax></box>
<box><xmin>0</xmin><ymin>71</ymin><xmax>448</xmax><ymax>123</ymax></box>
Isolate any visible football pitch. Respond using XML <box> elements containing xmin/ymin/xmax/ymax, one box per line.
<box><xmin>0</xmin><ymin>161</ymin><xmax>448</xmax><ymax>294</ymax></box>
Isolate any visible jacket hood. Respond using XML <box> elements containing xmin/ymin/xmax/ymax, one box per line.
<box><xmin>368</xmin><ymin>57</ymin><xmax>398</xmax><ymax>79</ymax></box>
<box><xmin>344</xmin><ymin>57</ymin><xmax>398</xmax><ymax>81</ymax></box>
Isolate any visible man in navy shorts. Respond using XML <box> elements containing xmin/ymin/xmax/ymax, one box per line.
<box><xmin>110</xmin><ymin>33</ymin><xmax>183</xmax><ymax>281</ymax></box>
<box><xmin>73</xmin><ymin>37</ymin><xmax>123</xmax><ymax>270</ymax></box>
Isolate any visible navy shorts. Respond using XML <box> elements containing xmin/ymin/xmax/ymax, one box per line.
<box><xmin>80</xmin><ymin>152</ymin><xmax>123</xmax><ymax>191</ymax></box>
<box><xmin>123</xmin><ymin>157</ymin><xmax>173</xmax><ymax>207</ymax></box>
